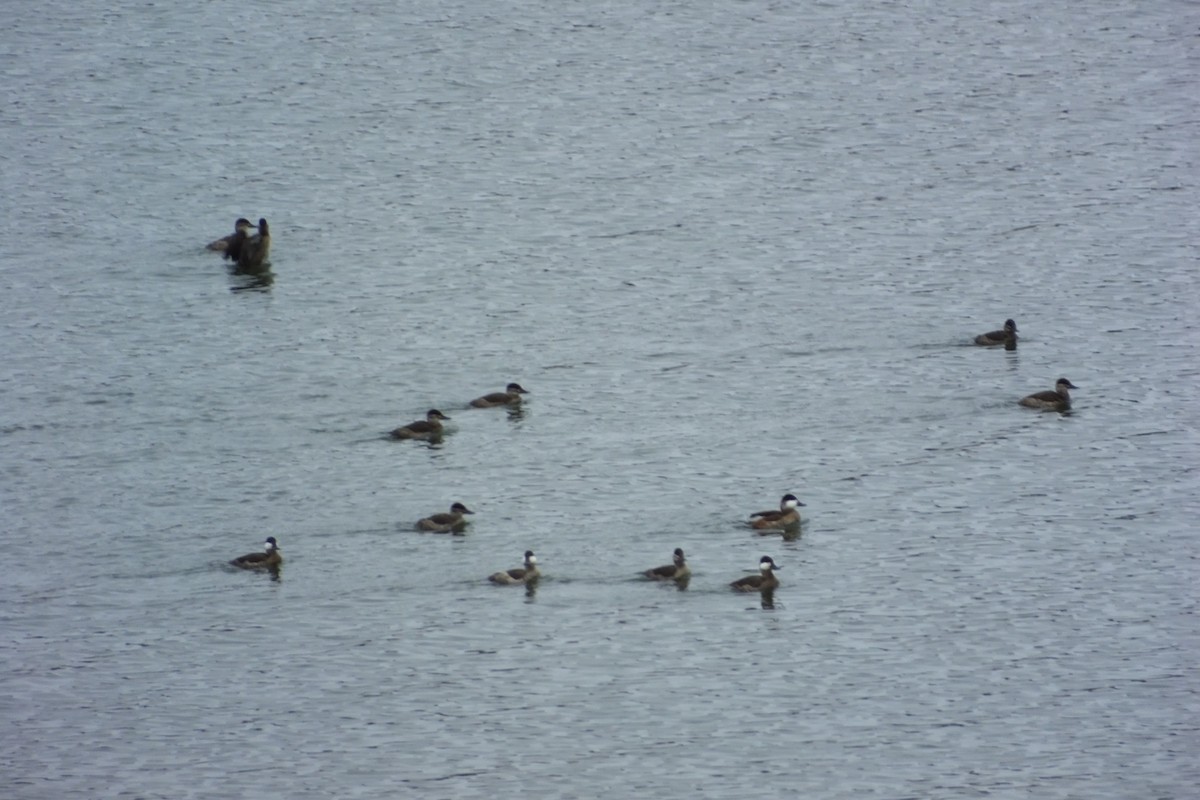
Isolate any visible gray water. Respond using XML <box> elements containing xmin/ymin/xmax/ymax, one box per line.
<box><xmin>2</xmin><ymin>0</ymin><xmax>1197</xmax><ymax>797</ymax></box>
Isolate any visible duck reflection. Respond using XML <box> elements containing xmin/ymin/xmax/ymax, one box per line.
<box><xmin>229</xmin><ymin>268</ymin><xmax>274</xmax><ymax>292</ymax></box>
<box><xmin>777</xmin><ymin>523</ymin><xmax>803</xmax><ymax>542</ymax></box>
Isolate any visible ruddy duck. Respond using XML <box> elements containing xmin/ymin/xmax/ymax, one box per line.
<box><xmin>644</xmin><ymin>548</ymin><xmax>690</xmax><ymax>582</ymax></box>
<box><xmin>389</xmin><ymin>409</ymin><xmax>450</xmax><ymax>440</ymax></box>
<box><xmin>1019</xmin><ymin>377</ymin><xmax>1077</xmax><ymax>411</ymax></box>
<box><xmin>489</xmin><ymin>550</ymin><xmax>539</xmax><ymax>585</ymax></box>
<box><xmin>416</xmin><ymin>502</ymin><xmax>474</xmax><ymax>533</ymax></box>
<box><xmin>207</xmin><ymin>218</ymin><xmax>254</xmax><ymax>256</ymax></box>
<box><xmin>230</xmin><ymin>536</ymin><xmax>282</xmax><ymax>570</ymax></box>
<box><xmin>236</xmin><ymin>218</ymin><xmax>271</xmax><ymax>269</ymax></box>
<box><xmin>730</xmin><ymin>555</ymin><xmax>780</xmax><ymax>592</ymax></box>
<box><xmin>469</xmin><ymin>383</ymin><xmax>529</xmax><ymax>408</ymax></box>
<box><xmin>975</xmin><ymin>318</ymin><xmax>1018</xmax><ymax>350</ymax></box>
<box><xmin>749</xmin><ymin>494</ymin><xmax>805</xmax><ymax>530</ymax></box>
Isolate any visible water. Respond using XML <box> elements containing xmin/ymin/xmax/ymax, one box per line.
<box><xmin>2</xmin><ymin>1</ymin><xmax>1197</xmax><ymax>797</ymax></box>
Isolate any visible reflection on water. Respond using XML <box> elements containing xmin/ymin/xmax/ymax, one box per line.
<box><xmin>228</xmin><ymin>264</ymin><xmax>274</xmax><ymax>292</ymax></box>
<box><xmin>224</xmin><ymin>563</ymin><xmax>282</xmax><ymax>582</ymax></box>
<box><xmin>760</xmin><ymin>587</ymin><xmax>775</xmax><ymax>610</ymax></box>
<box><xmin>756</xmin><ymin>522</ymin><xmax>802</xmax><ymax>542</ymax></box>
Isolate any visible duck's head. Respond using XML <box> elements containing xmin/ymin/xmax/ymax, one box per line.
<box><xmin>1055</xmin><ymin>378</ymin><xmax>1078</xmax><ymax>391</ymax></box>
<box><xmin>673</xmin><ymin>547</ymin><xmax>686</xmax><ymax>565</ymax></box>
<box><xmin>1004</xmin><ymin>319</ymin><xmax>1018</xmax><ymax>332</ymax></box>
<box><xmin>506</xmin><ymin>383</ymin><xmax>529</xmax><ymax>394</ymax></box>
<box><xmin>524</xmin><ymin>550</ymin><xmax>537</xmax><ymax>566</ymax></box>
<box><xmin>235</xmin><ymin>218</ymin><xmax>254</xmax><ymax>231</ymax></box>
<box><xmin>781</xmin><ymin>494</ymin><xmax>805</xmax><ymax>509</ymax></box>
<box><xmin>263</xmin><ymin>536</ymin><xmax>278</xmax><ymax>551</ymax></box>
<box><xmin>427</xmin><ymin>409</ymin><xmax>450</xmax><ymax>421</ymax></box>
<box><xmin>450</xmin><ymin>502</ymin><xmax>474</xmax><ymax>515</ymax></box>
<box><xmin>759</xmin><ymin>555</ymin><xmax>779</xmax><ymax>572</ymax></box>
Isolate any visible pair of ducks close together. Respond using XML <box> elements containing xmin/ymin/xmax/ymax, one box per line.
<box><xmin>207</xmin><ymin>217</ymin><xmax>272</xmax><ymax>269</ymax></box>
<box><xmin>389</xmin><ymin>383</ymin><xmax>529</xmax><ymax>440</ymax></box>
<box><xmin>975</xmin><ymin>318</ymin><xmax>1079</xmax><ymax>412</ymax></box>
<box><xmin>644</xmin><ymin>549</ymin><xmax>782</xmax><ymax>593</ymax></box>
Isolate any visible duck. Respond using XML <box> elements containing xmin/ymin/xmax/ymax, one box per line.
<box><xmin>207</xmin><ymin>218</ymin><xmax>254</xmax><ymax>257</ymax></box>
<box><xmin>389</xmin><ymin>409</ymin><xmax>450</xmax><ymax>440</ymax></box>
<box><xmin>469</xmin><ymin>383</ymin><xmax>530</xmax><ymax>408</ymax></box>
<box><xmin>975</xmin><ymin>318</ymin><xmax>1018</xmax><ymax>350</ymax></box>
<box><xmin>416</xmin><ymin>502</ymin><xmax>474</xmax><ymax>533</ymax></box>
<box><xmin>236</xmin><ymin>218</ymin><xmax>271</xmax><ymax>269</ymax></box>
<box><xmin>230</xmin><ymin>536</ymin><xmax>282</xmax><ymax>570</ymax></box>
<box><xmin>749</xmin><ymin>494</ymin><xmax>805</xmax><ymax>530</ymax></box>
<box><xmin>489</xmin><ymin>550</ymin><xmax>539</xmax><ymax>585</ymax></box>
<box><xmin>730</xmin><ymin>555</ymin><xmax>780</xmax><ymax>592</ymax></box>
<box><xmin>1019</xmin><ymin>377</ymin><xmax>1078</xmax><ymax>411</ymax></box>
<box><xmin>643</xmin><ymin>548</ymin><xmax>690</xmax><ymax>582</ymax></box>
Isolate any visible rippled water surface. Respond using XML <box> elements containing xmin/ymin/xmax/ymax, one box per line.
<box><xmin>2</xmin><ymin>1</ymin><xmax>1197</xmax><ymax>797</ymax></box>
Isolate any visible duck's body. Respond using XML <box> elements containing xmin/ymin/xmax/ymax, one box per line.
<box><xmin>730</xmin><ymin>555</ymin><xmax>780</xmax><ymax>592</ymax></box>
<box><xmin>750</xmin><ymin>494</ymin><xmax>805</xmax><ymax>530</ymax></box>
<box><xmin>644</xmin><ymin>548</ymin><xmax>690</xmax><ymax>582</ymax></box>
<box><xmin>489</xmin><ymin>550</ymin><xmax>539</xmax><ymax>585</ymax></box>
<box><xmin>1019</xmin><ymin>378</ymin><xmax>1077</xmax><ymax>411</ymax></box>
<box><xmin>975</xmin><ymin>318</ymin><xmax>1018</xmax><ymax>350</ymax></box>
<box><xmin>236</xmin><ymin>218</ymin><xmax>271</xmax><ymax>269</ymax></box>
<box><xmin>231</xmin><ymin>536</ymin><xmax>282</xmax><ymax>570</ymax></box>
<box><xmin>208</xmin><ymin>218</ymin><xmax>254</xmax><ymax>257</ymax></box>
<box><xmin>416</xmin><ymin>502</ymin><xmax>474</xmax><ymax>533</ymax></box>
<box><xmin>390</xmin><ymin>409</ymin><xmax>450</xmax><ymax>440</ymax></box>
<box><xmin>470</xmin><ymin>383</ymin><xmax>529</xmax><ymax>408</ymax></box>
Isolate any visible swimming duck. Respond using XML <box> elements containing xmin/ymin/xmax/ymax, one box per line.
<box><xmin>489</xmin><ymin>550</ymin><xmax>539</xmax><ymax>585</ymax></box>
<box><xmin>1019</xmin><ymin>377</ymin><xmax>1077</xmax><ymax>411</ymax></box>
<box><xmin>975</xmin><ymin>318</ymin><xmax>1018</xmax><ymax>350</ymax></box>
<box><xmin>416</xmin><ymin>502</ymin><xmax>474</xmax><ymax>533</ymax></box>
<box><xmin>749</xmin><ymin>494</ymin><xmax>805</xmax><ymax>530</ymax></box>
<box><xmin>389</xmin><ymin>409</ymin><xmax>450</xmax><ymax>440</ymax></box>
<box><xmin>644</xmin><ymin>547</ymin><xmax>690</xmax><ymax>582</ymax></box>
<box><xmin>207</xmin><ymin>218</ymin><xmax>254</xmax><ymax>257</ymax></box>
<box><xmin>469</xmin><ymin>383</ymin><xmax>530</xmax><ymax>408</ymax></box>
<box><xmin>230</xmin><ymin>536</ymin><xmax>282</xmax><ymax>570</ymax></box>
<box><xmin>730</xmin><ymin>555</ymin><xmax>780</xmax><ymax>592</ymax></box>
<box><xmin>236</xmin><ymin>218</ymin><xmax>271</xmax><ymax>269</ymax></box>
